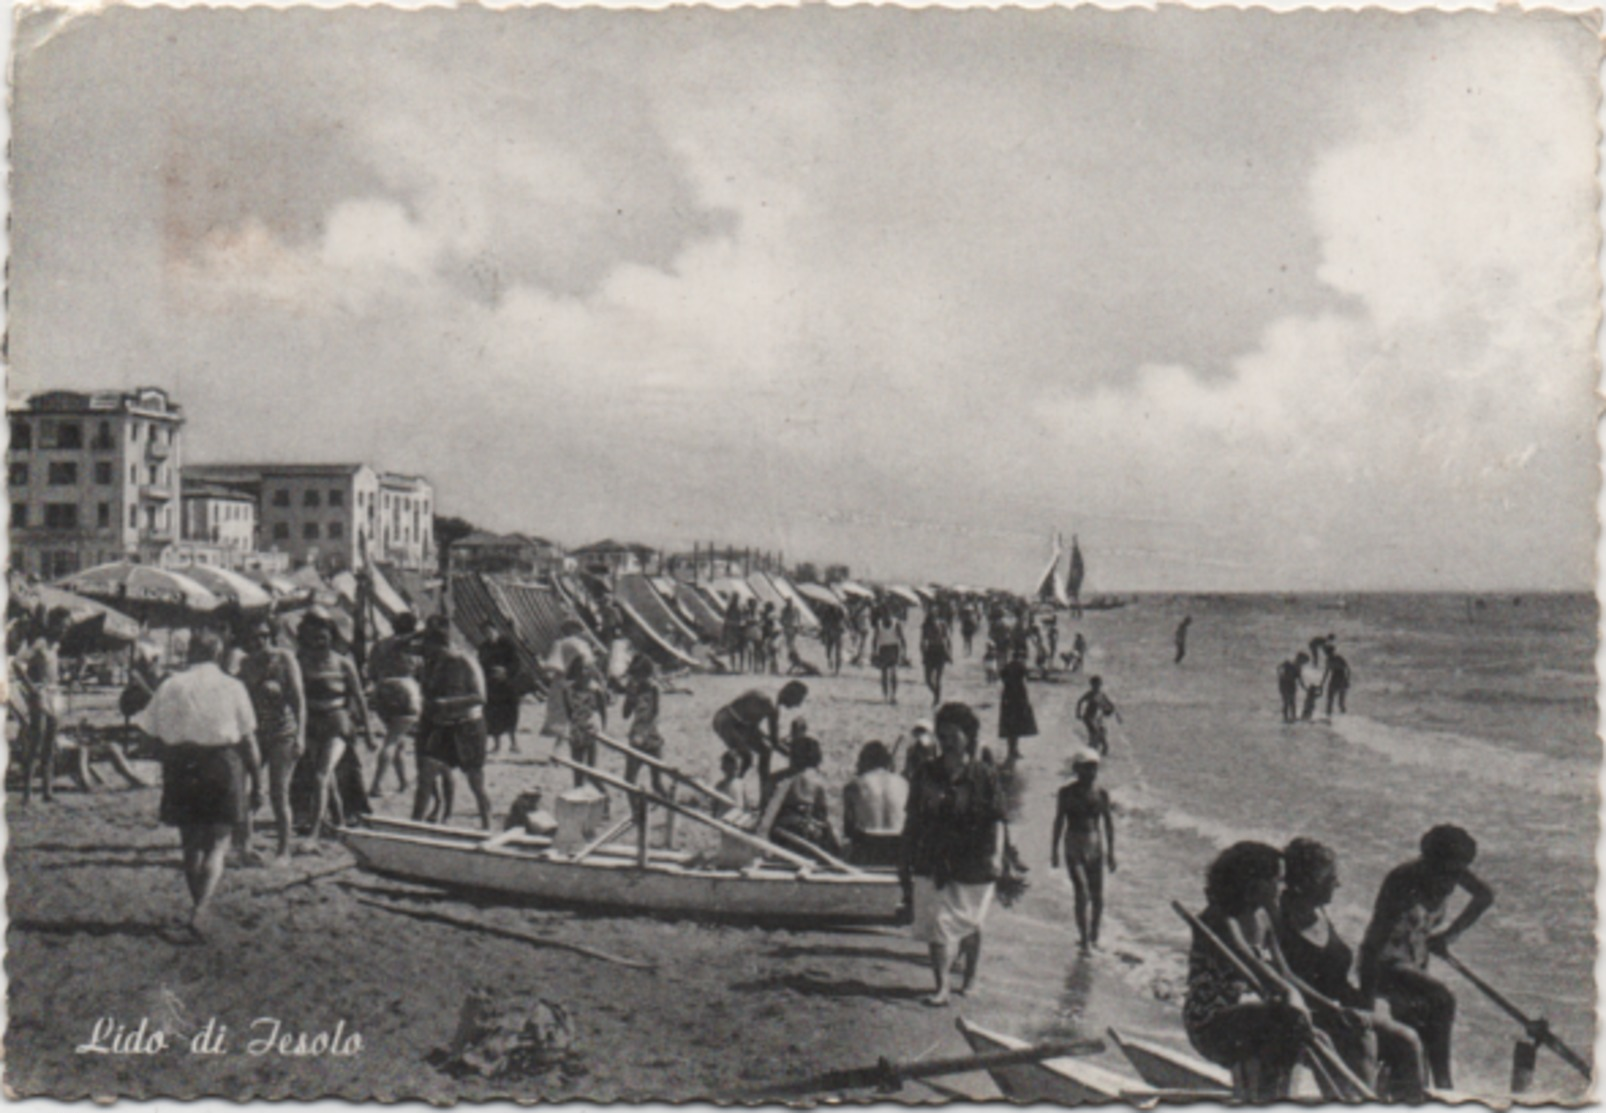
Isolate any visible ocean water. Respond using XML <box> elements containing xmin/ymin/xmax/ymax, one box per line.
<box><xmin>966</xmin><ymin>593</ymin><xmax>1597</xmax><ymax>1103</ymax></box>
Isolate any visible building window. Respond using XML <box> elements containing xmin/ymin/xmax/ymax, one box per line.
<box><xmin>94</xmin><ymin>461</ymin><xmax>113</xmax><ymax>485</ymax></box>
<box><xmin>329</xmin><ymin>489</ymin><xmax>344</xmax><ymax>508</ymax></box>
<box><xmin>273</xmin><ymin>523</ymin><xmax>290</xmax><ymax>541</ymax></box>
<box><xmin>11</xmin><ymin>503</ymin><xmax>27</xmax><ymax>528</ymax></box>
<box><xmin>47</xmin><ymin>461</ymin><xmax>78</xmax><ymax>486</ymax></box>
<box><xmin>304</xmin><ymin>490</ymin><xmax>321</xmax><ymax>508</ymax></box>
<box><xmin>9</xmin><ymin>462</ymin><xmax>28</xmax><ymax>487</ymax></box>
<box><xmin>303</xmin><ymin>522</ymin><xmax>320</xmax><ymax>540</ymax></box>
<box><xmin>328</xmin><ymin>521</ymin><xmax>344</xmax><ymax>540</ymax></box>
<box><xmin>130</xmin><ymin>464</ymin><xmax>138</xmax><ymax>484</ymax></box>
<box><xmin>54</xmin><ymin>423</ymin><xmax>82</xmax><ymax>450</ymax></box>
<box><xmin>97</xmin><ymin>502</ymin><xmax>110</xmax><ymax>528</ymax></box>
<box><xmin>43</xmin><ymin>503</ymin><xmax>78</xmax><ymax>530</ymax></box>
<box><xmin>92</xmin><ymin>421</ymin><xmax>114</xmax><ymax>450</ymax></box>
<box><xmin>129</xmin><ymin>423</ymin><xmax>141</xmax><ymax>442</ymax></box>
<box><xmin>148</xmin><ymin>464</ymin><xmax>160</xmax><ymax>485</ymax></box>
<box><xmin>129</xmin><ymin>505</ymin><xmax>138</xmax><ymax>528</ymax></box>
<box><xmin>10</xmin><ymin>419</ymin><xmax>31</xmax><ymax>450</ymax></box>
<box><xmin>272</xmin><ymin>489</ymin><xmax>290</xmax><ymax>507</ymax></box>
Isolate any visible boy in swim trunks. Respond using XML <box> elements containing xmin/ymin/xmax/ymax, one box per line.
<box><xmin>1051</xmin><ymin>751</ymin><xmax>1117</xmax><ymax>952</ymax></box>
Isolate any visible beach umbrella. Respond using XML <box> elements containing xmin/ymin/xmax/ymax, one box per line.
<box><xmin>177</xmin><ymin>566</ymin><xmax>274</xmax><ymax>610</ymax></box>
<box><xmin>833</xmin><ymin>580</ymin><xmax>876</xmax><ymax>601</ymax></box>
<box><xmin>8</xmin><ymin>579</ymin><xmax>141</xmax><ymax>642</ymax></box>
<box><xmin>885</xmin><ymin>584</ymin><xmax>923</xmax><ymax>608</ymax></box>
<box><xmin>57</xmin><ymin>562</ymin><xmax>222</xmax><ymax>621</ymax></box>
<box><xmin>796</xmin><ymin>582</ymin><xmax>844</xmax><ymax>610</ymax></box>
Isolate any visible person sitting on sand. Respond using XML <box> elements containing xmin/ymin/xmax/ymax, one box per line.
<box><xmin>1278</xmin><ymin>837</ymin><xmax>1426</xmax><ymax>1101</ymax></box>
<box><xmin>1182</xmin><ymin>842</ymin><xmax>1315</xmax><ymax>1101</ymax></box>
<box><xmin>1051</xmin><ymin>751</ymin><xmax>1116</xmax><ymax>954</ymax></box>
<box><xmin>760</xmin><ymin>732</ymin><xmax>841</xmax><ymax>861</ymax></box>
<box><xmin>785</xmin><ymin>644</ymin><xmax>823</xmax><ymax>677</ymax></box>
<box><xmin>901</xmin><ymin>702</ymin><xmax>1006</xmax><ymax>1007</ymax></box>
<box><xmin>711</xmin><ymin>681</ymin><xmax>807</xmax><ymax>803</ymax></box>
<box><xmin>1074</xmin><ymin>675</ymin><xmax>1121</xmax><ymax>756</ymax></box>
<box><xmin>843</xmin><ymin>740</ymin><xmax>908</xmax><ymax>867</ymax></box>
<box><xmin>1358</xmin><ymin>825</ymin><xmax>1494</xmax><ymax>1091</ymax></box>
<box><xmin>137</xmin><ymin>630</ymin><xmax>261</xmax><ymax>939</ymax></box>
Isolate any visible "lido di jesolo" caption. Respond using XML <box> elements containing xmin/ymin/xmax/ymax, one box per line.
<box><xmin>76</xmin><ymin>1017</ymin><xmax>362</xmax><ymax>1058</ymax></box>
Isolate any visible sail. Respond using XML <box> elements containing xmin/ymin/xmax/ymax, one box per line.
<box><xmin>1065</xmin><ymin>535</ymin><xmax>1085</xmax><ymax>599</ymax></box>
<box><xmin>1036</xmin><ymin>533</ymin><xmax>1069</xmax><ymax>607</ymax></box>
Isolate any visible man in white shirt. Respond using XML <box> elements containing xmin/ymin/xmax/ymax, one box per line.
<box><xmin>137</xmin><ymin>630</ymin><xmax>260</xmax><ymax>939</ymax></box>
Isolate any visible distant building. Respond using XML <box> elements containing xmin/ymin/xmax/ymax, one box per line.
<box><xmin>570</xmin><ymin>539</ymin><xmax>658</xmax><ymax>578</ymax></box>
<box><xmin>7</xmin><ymin>387</ymin><xmax>184</xmax><ymax>579</ymax></box>
<box><xmin>448</xmin><ymin>531</ymin><xmax>564</xmax><ymax>578</ymax></box>
<box><xmin>181</xmin><ymin>481</ymin><xmax>257</xmax><ymax>554</ymax></box>
<box><xmin>185</xmin><ymin>462</ymin><xmax>435</xmax><ymax>574</ymax></box>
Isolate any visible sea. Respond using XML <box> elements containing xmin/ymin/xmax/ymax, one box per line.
<box><xmin>960</xmin><ymin>593</ymin><xmax>1598</xmax><ymax>1103</ymax></box>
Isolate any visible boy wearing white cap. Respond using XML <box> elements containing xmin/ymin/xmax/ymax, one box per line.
<box><xmin>1051</xmin><ymin>751</ymin><xmax>1116</xmax><ymax>953</ymax></box>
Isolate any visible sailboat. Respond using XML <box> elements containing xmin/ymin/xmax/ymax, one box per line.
<box><xmin>1035</xmin><ymin>532</ymin><xmax>1071</xmax><ymax>608</ymax></box>
<box><xmin>1065</xmin><ymin>534</ymin><xmax>1084</xmax><ymax>615</ymax></box>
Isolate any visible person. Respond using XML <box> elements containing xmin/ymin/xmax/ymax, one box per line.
<box><xmin>1051</xmin><ymin>751</ymin><xmax>1116</xmax><ymax>953</ymax></box>
<box><xmin>1074</xmin><ymin>675</ymin><xmax>1121</xmax><ymax>756</ymax></box>
<box><xmin>1277</xmin><ymin>655</ymin><xmax>1302</xmax><ymax>723</ymax></box>
<box><xmin>1062</xmin><ymin>631</ymin><xmax>1087</xmax><ymax>674</ymax></box>
<box><xmin>293</xmin><ymin>610</ymin><xmax>374</xmax><ymax>851</ymax></box>
<box><xmin>136</xmin><ymin>630</ymin><xmax>261</xmax><ymax>939</ymax></box>
<box><xmin>959</xmin><ymin>604</ymin><xmax>978</xmax><ymax>658</ymax></box>
<box><xmin>780</xmin><ymin>597</ymin><xmax>801</xmax><ymax>658</ymax></box>
<box><xmin>843</xmin><ymin>740</ymin><xmax>908</xmax><ymax>867</ymax></box>
<box><xmin>758</xmin><ymin>602</ymin><xmax>780</xmax><ymax>675</ymax></box>
<box><xmin>621</xmin><ymin>655</ymin><xmax>668</xmax><ymax>798</ymax></box>
<box><xmin>920</xmin><ymin>611</ymin><xmax>951</xmax><ymax>707</ymax></box>
<box><xmin>413</xmin><ymin>619</ymin><xmax>494</xmax><ymax>828</ymax></box>
<box><xmin>561</xmin><ymin>655</ymin><xmax>607</xmax><ymax>791</ymax></box>
<box><xmin>539</xmin><ymin>618</ymin><xmax>604</xmax><ymax>743</ymax></box>
<box><xmin>1182</xmin><ymin>842</ymin><xmax>1314</xmax><ymax>1101</ymax></box>
<box><xmin>1279</xmin><ymin>838</ymin><xmax>1427</xmax><ymax>1101</ymax></box>
<box><xmin>760</xmin><ymin>732</ymin><xmax>841</xmax><ymax>861</ymax></box>
<box><xmin>848</xmin><ymin>598</ymin><xmax>870</xmax><ymax>667</ymax></box>
<box><xmin>711</xmin><ymin>681</ymin><xmax>807</xmax><ymax>802</ymax></box>
<box><xmin>236</xmin><ymin>617</ymin><xmax>306</xmax><ymax>864</ymax></box>
<box><xmin>478</xmin><ymin>627</ymin><xmax>522</xmax><ymax>756</ymax></box>
<box><xmin>367</xmin><ymin>612</ymin><xmax>421</xmax><ymax>797</ymax></box>
<box><xmin>819</xmin><ymin>603</ymin><xmax>845</xmax><ymax>675</ymax></box>
<box><xmin>871</xmin><ymin>606</ymin><xmax>906</xmax><ymax>704</ymax></box>
<box><xmin>1175</xmin><ymin>615</ymin><xmax>1193</xmax><ymax>664</ymax></box>
<box><xmin>18</xmin><ymin>610</ymin><xmax>67</xmax><ymax>804</ymax></box>
<box><xmin>722</xmin><ymin>596</ymin><xmax>746</xmax><ymax>672</ymax></box>
<box><xmin>1043</xmin><ymin>611</ymin><xmax>1060</xmax><ymax>668</ymax></box>
<box><xmin>900</xmin><ymin>702</ymin><xmax>1006</xmax><ymax>1007</ymax></box>
<box><xmin>784</xmin><ymin>644</ymin><xmax>823</xmax><ymax>676</ymax></box>
<box><xmin>1358</xmin><ymin>825</ymin><xmax>1494</xmax><ymax>1090</ymax></box>
<box><xmin>997</xmin><ymin>646</ymin><xmax>1038</xmax><ymax>764</ymax></box>
<box><xmin>712</xmin><ymin>751</ymin><xmax>757</xmax><ymax>825</ymax></box>
<box><xmin>1308</xmin><ymin>635</ymin><xmax>1328</xmax><ymax>670</ymax></box>
<box><xmin>1323</xmin><ymin>649</ymin><xmax>1352</xmax><ymax>717</ymax></box>
<box><xmin>1299</xmin><ymin>652</ymin><xmax>1324</xmax><ymax>722</ymax></box>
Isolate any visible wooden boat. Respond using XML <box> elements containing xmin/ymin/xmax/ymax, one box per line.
<box><xmin>344</xmin><ymin>816</ymin><xmax>904</xmax><ymax>925</ymax></box>
<box><xmin>1106</xmin><ymin>1027</ymin><xmax>1231</xmax><ymax>1093</ymax></box>
<box><xmin>956</xmin><ymin>1018</ymin><xmax>1154</xmax><ymax>1103</ymax></box>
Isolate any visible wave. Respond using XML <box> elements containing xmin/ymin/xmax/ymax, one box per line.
<box><xmin>1327</xmin><ymin>714</ymin><xmax>1596</xmax><ymax>799</ymax></box>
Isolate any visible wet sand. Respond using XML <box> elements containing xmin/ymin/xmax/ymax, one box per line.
<box><xmin>5</xmin><ymin>646</ymin><xmax>1162</xmax><ymax>1102</ymax></box>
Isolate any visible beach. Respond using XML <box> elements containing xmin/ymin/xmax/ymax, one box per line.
<box><xmin>6</xmin><ymin>593</ymin><xmax>1596</xmax><ymax>1102</ymax></box>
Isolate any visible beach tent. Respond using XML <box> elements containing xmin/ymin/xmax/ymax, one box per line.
<box><xmin>617</xmin><ymin>573</ymin><xmax>702</xmax><ymax>650</ymax></box>
<box><xmin>745</xmin><ymin>572</ymin><xmax>789</xmax><ymax>611</ymax></box>
<box><xmin>767</xmin><ymin>573</ymin><xmax>822</xmax><ymax>633</ymax></box>
<box><xmin>884</xmin><ymin>584</ymin><xmax>924</xmax><ymax>609</ymax></box>
<box><xmin>668</xmin><ymin>582</ymin><xmax>727</xmax><ymax>641</ymax></box>
<box><xmin>708</xmin><ymin>577</ymin><xmax>758</xmax><ymax>604</ymax></box>
<box><xmin>366</xmin><ymin>564</ymin><xmax>414</xmax><ymax>621</ymax></box>
<box><xmin>448</xmin><ymin>574</ymin><xmax>555</xmax><ymax>697</ymax></box>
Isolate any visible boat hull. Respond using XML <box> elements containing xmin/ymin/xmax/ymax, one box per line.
<box><xmin>957</xmin><ymin>1019</ymin><xmax>1151</xmax><ymax>1104</ymax></box>
<box><xmin>1107</xmin><ymin>1028</ymin><xmax>1232</xmax><ymax>1093</ymax></box>
<box><xmin>343</xmin><ymin>820</ymin><xmax>904</xmax><ymax>926</ymax></box>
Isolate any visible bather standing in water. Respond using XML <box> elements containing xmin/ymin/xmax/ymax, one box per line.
<box><xmin>1051</xmin><ymin>751</ymin><xmax>1116</xmax><ymax>953</ymax></box>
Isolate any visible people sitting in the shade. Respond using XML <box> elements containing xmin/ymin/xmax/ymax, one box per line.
<box><xmin>759</xmin><ymin>730</ymin><xmax>841</xmax><ymax>862</ymax></box>
<box><xmin>843</xmin><ymin>740</ymin><xmax>908</xmax><ymax>867</ymax></box>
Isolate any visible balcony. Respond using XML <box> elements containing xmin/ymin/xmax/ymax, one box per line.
<box><xmin>145</xmin><ymin>440</ymin><xmax>170</xmax><ymax>461</ymax></box>
<box><xmin>139</xmin><ymin>483</ymin><xmax>175</xmax><ymax>502</ymax></box>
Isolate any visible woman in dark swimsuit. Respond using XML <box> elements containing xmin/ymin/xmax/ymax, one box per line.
<box><xmin>292</xmin><ymin>611</ymin><xmax>374</xmax><ymax>852</ymax></box>
<box><xmin>237</xmin><ymin>617</ymin><xmax>305</xmax><ymax>863</ymax></box>
<box><xmin>1279</xmin><ymin>838</ymin><xmax>1426</xmax><ymax>1101</ymax></box>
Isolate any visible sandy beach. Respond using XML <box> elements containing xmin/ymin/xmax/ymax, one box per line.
<box><xmin>5</xmin><ymin>640</ymin><xmax>1163</xmax><ymax>1102</ymax></box>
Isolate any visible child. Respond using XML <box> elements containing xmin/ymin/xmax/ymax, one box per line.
<box><xmin>562</xmin><ymin>656</ymin><xmax>604</xmax><ymax>790</ymax></box>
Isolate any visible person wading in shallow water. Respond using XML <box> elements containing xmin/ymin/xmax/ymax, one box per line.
<box><xmin>139</xmin><ymin>630</ymin><xmax>261</xmax><ymax>939</ymax></box>
<box><xmin>1358</xmin><ymin>825</ymin><xmax>1494</xmax><ymax>1092</ymax></box>
<box><xmin>1051</xmin><ymin>751</ymin><xmax>1116</xmax><ymax>954</ymax></box>
<box><xmin>1175</xmin><ymin>615</ymin><xmax>1193</xmax><ymax>664</ymax></box>
<box><xmin>1075</xmin><ymin>675</ymin><xmax>1121</xmax><ymax>756</ymax></box>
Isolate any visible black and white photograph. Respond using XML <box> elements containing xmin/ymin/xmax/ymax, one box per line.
<box><xmin>3</xmin><ymin>3</ymin><xmax>1601</xmax><ymax>1104</ymax></box>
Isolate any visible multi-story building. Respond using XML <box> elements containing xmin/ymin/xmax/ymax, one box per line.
<box><xmin>181</xmin><ymin>481</ymin><xmax>257</xmax><ymax>553</ymax></box>
<box><xmin>7</xmin><ymin>387</ymin><xmax>184</xmax><ymax>579</ymax></box>
<box><xmin>185</xmin><ymin>463</ymin><xmax>435</xmax><ymax>573</ymax></box>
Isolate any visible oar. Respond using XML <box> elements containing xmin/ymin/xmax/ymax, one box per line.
<box><xmin>549</xmin><ymin>755</ymin><xmax>821</xmax><ymax>874</ymax></box>
<box><xmin>1171</xmin><ymin>902</ymin><xmax>1375</xmax><ymax>1102</ymax></box>
<box><xmin>745</xmin><ymin>1036</ymin><xmax>1108</xmax><ymax>1098</ymax></box>
<box><xmin>1439</xmin><ymin>950</ymin><xmax>1591</xmax><ymax>1080</ymax></box>
<box><xmin>568</xmin><ymin>814</ymin><xmax>635</xmax><ymax>864</ymax></box>
<box><xmin>770</xmin><ymin>826</ymin><xmax>869</xmax><ymax>876</ymax></box>
<box><xmin>592</xmin><ymin>730</ymin><xmax>738</xmax><ymax>809</ymax></box>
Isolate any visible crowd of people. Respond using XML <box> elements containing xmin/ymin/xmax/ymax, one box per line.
<box><xmin>1276</xmin><ymin>633</ymin><xmax>1352</xmax><ymax>723</ymax></box>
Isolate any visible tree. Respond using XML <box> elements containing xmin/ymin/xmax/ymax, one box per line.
<box><xmin>823</xmin><ymin>563</ymin><xmax>851</xmax><ymax>584</ymax></box>
<box><xmin>433</xmin><ymin>515</ymin><xmax>478</xmax><ymax>576</ymax></box>
<box><xmin>792</xmin><ymin>561</ymin><xmax>820</xmax><ymax>584</ymax></box>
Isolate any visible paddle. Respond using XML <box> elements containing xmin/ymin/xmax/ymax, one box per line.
<box><xmin>591</xmin><ymin>730</ymin><xmax>739</xmax><ymax>809</ymax></box>
<box><xmin>1438</xmin><ymin>949</ymin><xmax>1591</xmax><ymax>1080</ymax></box>
<box><xmin>1171</xmin><ymin>901</ymin><xmax>1375</xmax><ymax>1102</ymax></box>
<box><xmin>745</xmin><ymin>1036</ymin><xmax>1107</xmax><ymax>1098</ymax></box>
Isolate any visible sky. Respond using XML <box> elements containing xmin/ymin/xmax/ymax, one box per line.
<box><xmin>9</xmin><ymin>6</ymin><xmax>1601</xmax><ymax>591</ymax></box>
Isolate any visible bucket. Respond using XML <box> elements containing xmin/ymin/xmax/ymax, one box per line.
<box><xmin>553</xmin><ymin>786</ymin><xmax>608</xmax><ymax>854</ymax></box>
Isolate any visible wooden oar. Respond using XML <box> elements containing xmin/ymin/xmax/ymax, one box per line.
<box><xmin>592</xmin><ymin>730</ymin><xmax>737</xmax><ymax>809</ymax></box>
<box><xmin>1171</xmin><ymin>901</ymin><xmax>1376</xmax><ymax>1102</ymax></box>
<box><xmin>549</xmin><ymin>755</ymin><xmax>822</xmax><ymax>874</ymax></box>
<box><xmin>1439</xmin><ymin>950</ymin><xmax>1591</xmax><ymax>1080</ymax></box>
<box><xmin>746</xmin><ymin>1036</ymin><xmax>1107</xmax><ymax>1098</ymax></box>
<box><xmin>770</xmin><ymin>827</ymin><xmax>869</xmax><ymax>876</ymax></box>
